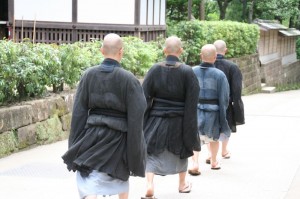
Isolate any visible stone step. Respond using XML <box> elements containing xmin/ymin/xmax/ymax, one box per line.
<box><xmin>261</xmin><ymin>86</ymin><xmax>276</xmax><ymax>93</ymax></box>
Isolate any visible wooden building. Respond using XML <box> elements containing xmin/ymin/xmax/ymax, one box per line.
<box><xmin>0</xmin><ymin>0</ymin><xmax>166</xmax><ymax>43</ymax></box>
<box><xmin>254</xmin><ymin>19</ymin><xmax>300</xmax><ymax>86</ymax></box>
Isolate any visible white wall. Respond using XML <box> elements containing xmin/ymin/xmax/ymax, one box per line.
<box><xmin>147</xmin><ymin>0</ymin><xmax>154</xmax><ymax>25</ymax></box>
<box><xmin>140</xmin><ymin>0</ymin><xmax>147</xmax><ymax>25</ymax></box>
<box><xmin>78</xmin><ymin>0</ymin><xmax>135</xmax><ymax>24</ymax></box>
<box><xmin>160</xmin><ymin>0</ymin><xmax>165</xmax><ymax>25</ymax></box>
<box><xmin>14</xmin><ymin>0</ymin><xmax>72</xmax><ymax>22</ymax></box>
<box><xmin>140</xmin><ymin>0</ymin><xmax>165</xmax><ymax>26</ymax></box>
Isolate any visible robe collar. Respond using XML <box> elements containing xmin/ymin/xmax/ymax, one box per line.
<box><xmin>100</xmin><ymin>58</ymin><xmax>121</xmax><ymax>73</ymax></box>
<box><xmin>200</xmin><ymin>62</ymin><xmax>215</xmax><ymax>68</ymax></box>
<box><xmin>217</xmin><ymin>54</ymin><xmax>225</xmax><ymax>59</ymax></box>
<box><xmin>165</xmin><ymin>55</ymin><xmax>180</xmax><ymax>65</ymax></box>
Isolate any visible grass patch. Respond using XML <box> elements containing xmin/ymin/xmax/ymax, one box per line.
<box><xmin>276</xmin><ymin>83</ymin><xmax>300</xmax><ymax>92</ymax></box>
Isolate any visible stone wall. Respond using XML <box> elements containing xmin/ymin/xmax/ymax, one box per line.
<box><xmin>230</xmin><ymin>53</ymin><xmax>261</xmax><ymax>95</ymax></box>
<box><xmin>260</xmin><ymin>58</ymin><xmax>283</xmax><ymax>85</ymax></box>
<box><xmin>282</xmin><ymin>60</ymin><xmax>300</xmax><ymax>84</ymax></box>
<box><xmin>0</xmin><ymin>53</ymin><xmax>299</xmax><ymax>158</ymax></box>
<box><xmin>260</xmin><ymin>59</ymin><xmax>300</xmax><ymax>86</ymax></box>
<box><xmin>0</xmin><ymin>91</ymin><xmax>75</xmax><ymax>157</ymax></box>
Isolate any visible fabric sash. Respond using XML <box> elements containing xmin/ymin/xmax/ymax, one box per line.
<box><xmin>89</xmin><ymin>108</ymin><xmax>127</xmax><ymax>118</ymax></box>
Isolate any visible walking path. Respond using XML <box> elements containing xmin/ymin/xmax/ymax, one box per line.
<box><xmin>0</xmin><ymin>90</ymin><xmax>300</xmax><ymax>199</ymax></box>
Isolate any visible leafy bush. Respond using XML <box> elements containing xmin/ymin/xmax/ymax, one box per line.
<box><xmin>0</xmin><ymin>25</ymin><xmax>260</xmax><ymax>104</ymax></box>
<box><xmin>57</xmin><ymin>40</ymin><xmax>103</xmax><ymax>91</ymax></box>
<box><xmin>0</xmin><ymin>40</ymin><xmax>19</xmax><ymax>102</ymax></box>
<box><xmin>174</xmin><ymin>20</ymin><xmax>260</xmax><ymax>65</ymax></box>
<box><xmin>0</xmin><ymin>37</ymin><xmax>160</xmax><ymax>104</ymax></box>
<box><xmin>122</xmin><ymin>36</ymin><xmax>159</xmax><ymax>77</ymax></box>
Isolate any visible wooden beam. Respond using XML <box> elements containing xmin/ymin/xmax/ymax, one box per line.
<box><xmin>8</xmin><ymin>0</ymin><xmax>14</xmax><ymax>24</ymax></box>
<box><xmin>72</xmin><ymin>0</ymin><xmax>78</xmax><ymax>23</ymax></box>
<box><xmin>135</xmin><ymin>0</ymin><xmax>140</xmax><ymax>25</ymax></box>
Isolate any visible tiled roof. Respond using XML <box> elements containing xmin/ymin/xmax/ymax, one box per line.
<box><xmin>279</xmin><ymin>28</ymin><xmax>300</xmax><ymax>36</ymax></box>
<box><xmin>253</xmin><ymin>19</ymin><xmax>287</xmax><ymax>30</ymax></box>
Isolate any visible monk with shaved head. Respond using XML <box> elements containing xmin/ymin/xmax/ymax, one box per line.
<box><xmin>62</xmin><ymin>33</ymin><xmax>147</xmax><ymax>199</ymax></box>
<box><xmin>209</xmin><ymin>39</ymin><xmax>245</xmax><ymax>165</ymax></box>
<box><xmin>189</xmin><ymin>44</ymin><xmax>231</xmax><ymax>174</ymax></box>
<box><xmin>101</xmin><ymin>33</ymin><xmax>123</xmax><ymax>60</ymax></box>
<box><xmin>141</xmin><ymin>36</ymin><xmax>200</xmax><ymax>198</ymax></box>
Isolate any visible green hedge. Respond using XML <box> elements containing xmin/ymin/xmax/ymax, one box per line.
<box><xmin>0</xmin><ymin>22</ymin><xmax>260</xmax><ymax>104</ymax></box>
<box><xmin>0</xmin><ymin>38</ymin><xmax>160</xmax><ymax>104</ymax></box>
<box><xmin>173</xmin><ymin>20</ymin><xmax>260</xmax><ymax>65</ymax></box>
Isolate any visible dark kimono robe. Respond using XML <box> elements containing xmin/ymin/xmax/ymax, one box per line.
<box><xmin>142</xmin><ymin>55</ymin><xmax>200</xmax><ymax>159</ymax></box>
<box><xmin>215</xmin><ymin>54</ymin><xmax>245</xmax><ymax>132</ymax></box>
<box><xmin>62</xmin><ymin>58</ymin><xmax>147</xmax><ymax>181</ymax></box>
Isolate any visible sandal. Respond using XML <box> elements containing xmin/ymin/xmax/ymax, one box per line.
<box><xmin>188</xmin><ymin>169</ymin><xmax>201</xmax><ymax>176</ymax></box>
<box><xmin>222</xmin><ymin>151</ymin><xmax>231</xmax><ymax>159</ymax></box>
<box><xmin>205</xmin><ymin>157</ymin><xmax>211</xmax><ymax>164</ymax></box>
<box><xmin>179</xmin><ymin>182</ymin><xmax>192</xmax><ymax>193</ymax></box>
<box><xmin>211</xmin><ymin>161</ymin><xmax>221</xmax><ymax>170</ymax></box>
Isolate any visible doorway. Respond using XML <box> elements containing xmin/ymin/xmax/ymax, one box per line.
<box><xmin>0</xmin><ymin>0</ymin><xmax>9</xmax><ymax>39</ymax></box>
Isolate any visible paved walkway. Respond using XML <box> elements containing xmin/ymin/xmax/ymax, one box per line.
<box><xmin>0</xmin><ymin>90</ymin><xmax>300</xmax><ymax>199</ymax></box>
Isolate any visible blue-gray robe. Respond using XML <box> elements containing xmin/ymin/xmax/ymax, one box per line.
<box><xmin>193</xmin><ymin>62</ymin><xmax>231</xmax><ymax>140</ymax></box>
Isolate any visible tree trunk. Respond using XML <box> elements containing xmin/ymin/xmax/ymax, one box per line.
<box><xmin>200</xmin><ymin>0</ymin><xmax>205</xmax><ymax>20</ymax></box>
<box><xmin>289</xmin><ymin>17</ymin><xmax>294</xmax><ymax>28</ymax></box>
<box><xmin>248</xmin><ymin>0</ymin><xmax>254</xmax><ymax>23</ymax></box>
<box><xmin>242</xmin><ymin>0</ymin><xmax>247</xmax><ymax>21</ymax></box>
<box><xmin>217</xmin><ymin>0</ymin><xmax>232</xmax><ymax>20</ymax></box>
<box><xmin>188</xmin><ymin>0</ymin><xmax>192</xmax><ymax>20</ymax></box>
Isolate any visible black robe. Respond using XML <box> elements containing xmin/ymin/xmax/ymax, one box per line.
<box><xmin>62</xmin><ymin>58</ymin><xmax>147</xmax><ymax>181</ymax></box>
<box><xmin>215</xmin><ymin>54</ymin><xmax>245</xmax><ymax>132</ymax></box>
<box><xmin>142</xmin><ymin>55</ymin><xmax>200</xmax><ymax>159</ymax></box>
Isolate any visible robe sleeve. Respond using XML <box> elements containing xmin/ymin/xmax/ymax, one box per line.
<box><xmin>68</xmin><ymin>72</ymin><xmax>89</xmax><ymax>148</ymax></box>
<box><xmin>230</xmin><ymin>64</ymin><xmax>245</xmax><ymax>125</ymax></box>
<box><xmin>182</xmin><ymin>68</ymin><xmax>201</xmax><ymax>153</ymax></box>
<box><xmin>218</xmin><ymin>74</ymin><xmax>231</xmax><ymax>134</ymax></box>
<box><xmin>126</xmin><ymin>77</ymin><xmax>147</xmax><ymax>177</ymax></box>
<box><xmin>142</xmin><ymin>66</ymin><xmax>155</xmax><ymax>124</ymax></box>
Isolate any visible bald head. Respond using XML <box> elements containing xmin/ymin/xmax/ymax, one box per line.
<box><xmin>213</xmin><ymin>40</ymin><xmax>227</xmax><ymax>55</ymax></box>
<box><xmin>200</xmin><ymin>44</ymin><xmax>217</xmax><ymax>64</ymax></box>
<box><xmin>164</xmin><ymin>36</ymin><xmax>183</xmax><ymax>56</ymax></box>
<box><xmin>101</xmin><ymin>33</ymin><xmax>123</xmax><ymax>60</ymax></box>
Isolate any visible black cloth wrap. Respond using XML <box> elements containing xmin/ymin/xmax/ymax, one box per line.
<box><xmin>89</xmin><ymin>108</ymin><xmax>127</xmax><ymax>118</ymax></box>
<box><xmin>199</xmin><ymin>98</ymin><xmax>219</xmax><ymax>105</ymax></box>
<box><xmin>150</xmin><ymin>98</ymin><xmax>185</xmax><ymax>117</ymax></box>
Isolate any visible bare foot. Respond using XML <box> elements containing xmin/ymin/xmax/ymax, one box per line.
<box><xmin>145</xmin><ymin>183</ymin><xmax>154</xmax><ymax>197</ymax></box>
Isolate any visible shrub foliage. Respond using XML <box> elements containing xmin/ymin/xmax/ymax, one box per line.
<box><xmin>0</xmin><ymin>21</ymin><xmax>259</xmax><ymax>104</ymax></box>
<box><xmin>174</xmin><ymin>20</ymin><xmax>260</xmax><ymax>65</ymax></box>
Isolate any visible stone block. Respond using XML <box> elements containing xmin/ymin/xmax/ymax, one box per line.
<box><xmin>60</xmin><ymin>113</ymin><xmax>72</xmax><ymax>131</ymax></box>
<box><xmin>0</xmin><ymin>105</ymin><xmax>33</xmax><ymax>133</ymax></box>
<box><xmin>24</xmin><ymin>99</ymin><xmax>49</xmax><ymax>123</ymax></box>
<box><xmin>17</xmin><ymin>124</ymin><xmax>37</xmax><ymax>149</ymax></box>
<box><xmin>61</xmin><ymin>93</ymin><xmax>75</xmax><ymax>113</ymax></box>
<box><xmin>47</xmin><ymin>97</ymin><xmax>68</xmax><ymax>117</ymax></box>
<box><xmin>36</xmin><ymin>116</ymin><xmax>64</xmax><ymax>144</ymax></box>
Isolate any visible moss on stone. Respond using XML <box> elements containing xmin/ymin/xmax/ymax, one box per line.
<box><xmin>36</xmin><ymin>115</ymin><xmax>64</xmax><ymax>144</ymax></box>
<box><xmin>0</xmin><ymin>131</ymin><xmax>18</xmax><ymax>158</ymax></box>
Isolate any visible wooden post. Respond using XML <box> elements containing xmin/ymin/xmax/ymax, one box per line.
<box><xmin>12</xmin><ymin>18</ymin><xmax>15</xmax><ymax>42</ymax></box>
<box><xmin>33</xmin><ymin>15</ymin><xmax>36</xmax><ymax>44</ymax></box>
<box><xmin>21</xmin><ymin>16</ymin><xmax>24</xmax><ymax>42</ymax></box>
